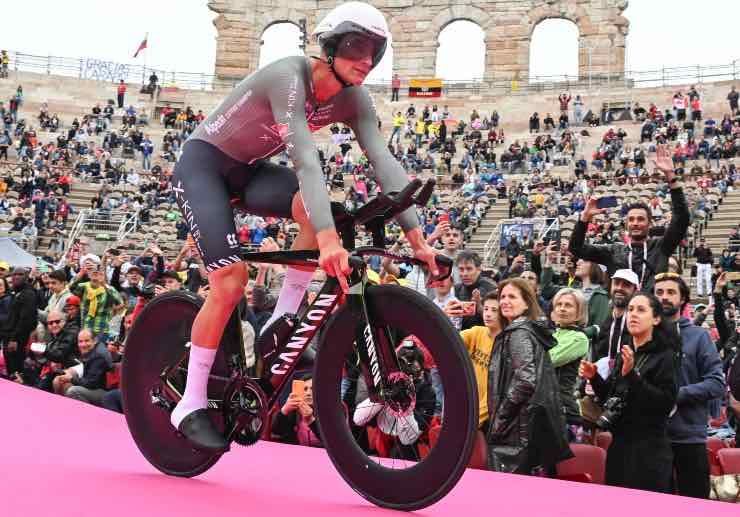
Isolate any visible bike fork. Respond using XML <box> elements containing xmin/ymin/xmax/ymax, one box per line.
<box><xmin>348</xmin><ymin>278</ymin><xmax>400</xmax><ymax>402</ymax></box>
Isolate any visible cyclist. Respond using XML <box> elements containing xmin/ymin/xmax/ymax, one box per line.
<box><xmin>170</xmin><ymin>1</ymin><xmax>440</xmax><ymax>452</ymax></box>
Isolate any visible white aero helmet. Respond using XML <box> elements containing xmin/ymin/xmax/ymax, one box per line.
<box><xmin>313</xmin><ymin>1</ymin><xmax>389</xmax><ymax>68</ymax></box>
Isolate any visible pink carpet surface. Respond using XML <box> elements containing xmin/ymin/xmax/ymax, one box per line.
<box><xmin>0</xmin><ymin>378</ymin><xmax>736</xmax><ymax>517</ymax></box>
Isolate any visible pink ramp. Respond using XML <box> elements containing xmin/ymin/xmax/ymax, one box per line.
<box><xmin>0</xmin><ymin>379</ymin><xmax>736</xmax><ymax>516</ymax></box>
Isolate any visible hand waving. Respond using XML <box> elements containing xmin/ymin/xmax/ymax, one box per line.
<box><xmin>652</xmin><ymin>144</ymin><xmax>675</xmax><ymax>180</ymax></box>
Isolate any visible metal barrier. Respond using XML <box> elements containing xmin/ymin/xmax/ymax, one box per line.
<box><xmin>117</xmin><ymin>210</ymin><xmax>140</xmax><ymax>242</ymax></box>
<box><xmin>4</xmin><ymin>49</ymin><xmax>739</xmax><ymax>94</ymax></box>
<box><xmin>482</xmin><ymin>217</ymin><xmax>560</xmax><ymax>268</ymax></box>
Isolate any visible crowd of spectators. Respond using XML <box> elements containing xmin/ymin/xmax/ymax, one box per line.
<box><xmin>1</xmin><ymin>74</ymin><xmax>740</xmax><ymax>502</ymax></box>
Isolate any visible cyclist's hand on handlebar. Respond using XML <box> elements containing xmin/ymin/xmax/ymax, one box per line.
<box><xmin>405</xmin><ymin>227</ymin><xmax>440</xmax><ymax>277</ymax></box>
<box><xmin>415</xmin><ymin>245</ymin><xmax>440</xmax><ymax>277</ymax></box>
<box><xmin>317</xmin><ymin>229</ymin><xmax>351</xmax><ymax>294</ymax></box>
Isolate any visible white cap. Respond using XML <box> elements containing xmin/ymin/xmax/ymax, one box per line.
<box><xmin>80</xmin><ymin>253</ymin><xmax>101</xmax><ymax>267</ymax></box>
<box><xmin>612</xmin><ymin>268</ymin><xmax>639</xmax><ymax>287</ymax></box>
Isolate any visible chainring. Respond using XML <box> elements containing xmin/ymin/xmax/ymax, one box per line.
<box><xmin>222</xmin><ymin>377</ymin><xmax>268</xmax><ymax>446</ymax></box>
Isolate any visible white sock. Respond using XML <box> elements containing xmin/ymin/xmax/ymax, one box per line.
<box><xmin>262</xmin><ymin>267</ymin><xmax>314</xmax><ymax>332</ymax></box>
<box><xmin>171</xmin><ymin>344</ymin><xmax>217</xmax><ymax>428</ymax></box>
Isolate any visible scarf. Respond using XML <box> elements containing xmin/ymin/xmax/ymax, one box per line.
<box><xmin>84</xmin><ymin>284</ymin><xmax>106</xmax><ymax>318</ymax></box>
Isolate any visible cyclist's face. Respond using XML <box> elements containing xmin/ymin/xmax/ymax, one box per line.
<box><xmin>333</xmin><ymin>34</ymin><xmax>377</xmax><ymax>86</ymax></box>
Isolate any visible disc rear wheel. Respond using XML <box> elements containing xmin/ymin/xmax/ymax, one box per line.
<box><xmin>122</xmin><ymin>291</ymin><xmax>231</xmax><ymax>477</ymax></box>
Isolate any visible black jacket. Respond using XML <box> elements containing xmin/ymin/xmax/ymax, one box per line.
<box><xmin>71</xmin><ymin>348</ymin><xmax>109</xmax><ymax>390</ymax></box>
<box><xmin>0</xmin><ymin>293</ymin><xmax>12</xmax><ymax>328</ymax></box>
<box><xmin>692</xmin><ymin>246</ymin><xmax>713</xmax><ymax>264</ymax></box>
<box><xmin>454</xmin><ymin>276</ymin><xmax>497</xmax><ymax>330</ymax></box>
<box><xmin>590</xmin><ymin>338</ymin><xmax>678</xmax><ymax>439</ymax></box>
<box><xmin>45</xmin><ymin>326</ymin><xmax>79</xmax><ymax>367</ymax></box>
<box><xmin>487</xmin><ymin>319</ymin><xmax>573</xmax><ymax>473</ymax></box>
<box><xmin>593</xmin><ymin>310</ymin><xmax>632</xmax><ymax>362</ymax></box>
<box><xmin>569</xmin><ymin>187</ymin><xmax>689</xmax><ymax>291</ymax></box>
<box><xmin>3</xmin><ymin>282</ymin><xmax>38</xmax><ymax>344</ymax></box>
<box><xmin>272</xmin><ymin>409</ymin><xmax>323</xmax><ymax>446</ymax></box>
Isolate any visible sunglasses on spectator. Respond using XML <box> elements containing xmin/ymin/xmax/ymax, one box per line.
<box><xmin>47</xmin><ymin>320</ymin><xmax>62</xmax><ymax>325</ymax></box>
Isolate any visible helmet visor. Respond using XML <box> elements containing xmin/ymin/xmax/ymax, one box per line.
<box><xmin>334</xmin><ymin>33</ymin><xmax>385</xmax><ymax>67</ymax></box>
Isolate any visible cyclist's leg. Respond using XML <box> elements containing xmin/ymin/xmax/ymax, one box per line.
<box><xmin>169</xmin><ymin>140</ymin><xmax>247</xmax><ymax>451</ymax></box>
<box><xmin>236</xmin><ymin>160</ymin><xmax>317</xmax><ymax>331</ymax></box>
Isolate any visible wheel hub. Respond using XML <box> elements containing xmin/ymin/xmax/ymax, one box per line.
<box><xmin>223</xmin><ymin>378</ymin><xmax>267</xmax><ymax>446</ymax></box>
<box><xmin>383</xmin><ymin>372</ymin><xmax>416</xmax><ymax>417</ymax></box>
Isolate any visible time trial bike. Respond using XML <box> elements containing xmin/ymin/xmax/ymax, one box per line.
<box><xmin>121</xmin><ymin>178</ymin><xmax>478</xmax><ymax>511</ymax></box>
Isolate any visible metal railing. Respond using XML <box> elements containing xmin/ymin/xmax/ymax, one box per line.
<box><xmin>62</xmin><ymin>208</ymin><xmax>136</xmax><ymax>255</ymax></box>
<box><xmin>117</xmin><ymin>210</ymin><xmax>140</xmax><ymax>242</ymax></box>
<box><xmin>4</xmin><ymin>49</ymin><xmax>739</xmax><ymax>94</ymax></box>
<box><xmin>63</xmin><ymin>208</ymin><xmax>89</xmax><ymax>258</ymax></box>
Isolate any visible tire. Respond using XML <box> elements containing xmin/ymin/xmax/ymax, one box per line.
<box><xmin>122</xmin><ymin>290</ymin><xmax>230</xmax><ymax>477</ymax></box>
<box><xmin>313</xmin><ymin>284</ymin><xmax>478</xmax><ymax>511</ymax></box>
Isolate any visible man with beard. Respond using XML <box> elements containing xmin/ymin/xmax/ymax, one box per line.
<box><xmin>654</xmin><ymin>272</ymin><xmax>723</xmax><ymax>499</ymax></box>
<box><xmin>592</xmin><ymin>269</ymin><xmax>639</xmax><ymax>362</ymax></box>
<box><xmin>569</xmin><ymin>145</ymin><xmax>689</xmax><ymax>292</ymax></box>
<box><xmin>1</xmin><ymin>268</ymin><xmax>39</xmax><ymax>380</ymax></box>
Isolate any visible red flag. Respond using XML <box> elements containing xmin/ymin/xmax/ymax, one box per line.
<box><xmin>133</xmin><ymin>33</ymin><xmax>148</xmax><ymax>58</ymax></box>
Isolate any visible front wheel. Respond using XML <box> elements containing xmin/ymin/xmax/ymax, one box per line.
<box><xmin>313</xmin><ymin>284</ymin><xmax>478</xmax><ymax>511</ymax></box>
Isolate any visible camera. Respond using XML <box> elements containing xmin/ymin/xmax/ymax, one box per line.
<box><xmin>596</xmin><ymin>396</ymin><xmax>626</xmax><ymax>430</ymax></box>
<box><xmin>130</xmin><ymin>283</ymin><xmax>156</xmax><ymax>299</ymax></box>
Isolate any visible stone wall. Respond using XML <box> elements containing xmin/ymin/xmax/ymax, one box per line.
<box><xmin>208</xmin><ymin>0</ymin><xmax>629</xmax><ymax>83</ymax></box>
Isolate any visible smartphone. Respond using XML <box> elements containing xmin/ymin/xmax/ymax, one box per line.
<box><xmin>291</xmin><ymin>379</ymin><xmax>305</xmax><ymax>398</ymax></box>
<box><xmin>525</xmin><ymin>250</ymin><xmax>533</xmax><ymax>262</ymax></box>
<box><xmin>596</xmin><ymin>196</ymin><xmax>619</xmax><ymax>209</ymax></box>
<box><xmin>438</xmin><ymin>213</ymin><xmax>450</xmax><ymax>225</ymax></box>
<box><xmin>461</xmin><ymin>301</ymin><xmax>477</xmax><ymax>316</ymax></box>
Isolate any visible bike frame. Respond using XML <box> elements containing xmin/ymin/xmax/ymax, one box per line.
<box><xmin>220</xmin><ymin>247</ymin><xmax>417</xmax><ymax>410</ymax></box>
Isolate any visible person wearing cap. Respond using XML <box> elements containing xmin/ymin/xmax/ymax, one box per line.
<box><xmin>692</xmin><ymin>237</ymin><xmax>713</xmax><ymax>299</ymax></box>
<box><xmin>591</xmin><ymin>269</ymin><xmax>640</xmax><ymax>363</ymax></box>
<box><xmin>64</xmin><ymin>295</ymin><xmax>81</xmax><ymax>334</ymax></box>
<box><xmin>0</xmin><ymin>261</ymin><xmax>10</xmax><ymax>279</ymax></box>
<box><xmin>569</xmin><ymin>144</ymin><xmax>689</xmax><ymax>292</ymax></box>
<box><xmin>1</xmin><ymin>267</ymin><xmax>39</xmax><ymax>380</ymax></box>
<box><xmin>654</xmin><ymin>272</ymin><xmax>724</xmax><ymax>498</ymax></box>
<box><xmin>68</xmin><ymin>261</ymin><xmax>124</xmax><ymax>343</ymax></box>
<box><xmin>155</xmin><ymin>270</ymin><xmax>183</xmax><ymax>295</ymax></box>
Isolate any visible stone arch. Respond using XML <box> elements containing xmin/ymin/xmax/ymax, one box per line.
<box><xmin>436</xmin><ymin>21</ymin><xmax>486</xmax><ymax>81</ymax></box>
<box><xmin>522</xmin><ymin>3</ymin><xmax>590</xmax><ymax>82</ymax></box>
<box><xmin>255</xmin><ymin>8</ymin><xmax>309</xmax><ymax>35</ymax></box>
<box><xmin>209</xmin><ymin>0</ymin><xmax>629</xmax><ymax>85</ymax></box>
<box><xmin>528</xmin><ymin>18</ymin><xmax>580</xmax><ymax>81</ymax></box>
<box><xmin>430</xmin><ymin>5</ymin><xmax>494</xmax><ymax>36</ymax></box>
<box><xmin>258</xmin><ymin>22</ymin><xmax>303</xmax><ymax>68</ymax></box>
<box><xmin>429</xmin><ymin>6</ymin><xmax>493</xmax><ymax>81</ymax></box>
